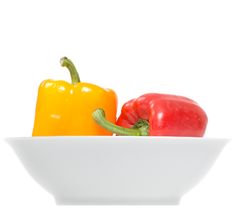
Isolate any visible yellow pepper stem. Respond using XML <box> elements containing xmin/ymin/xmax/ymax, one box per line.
<box><xmin>92</xmin><ymin>108</ymin><xmax>149</xmax><ymax>136</ymax></box>
<box><xmin>60</xmin><ymin>57</ymin><xmax>80</xmax><ymax>84</ymax></box>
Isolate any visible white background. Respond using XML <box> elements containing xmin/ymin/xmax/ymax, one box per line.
<box><xmin>0</xmin><ymin>0</ymin><xmax>235</xmax><ymax>212</ymax></box>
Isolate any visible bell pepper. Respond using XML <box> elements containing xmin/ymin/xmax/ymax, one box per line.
<box><xmin>93</xmin><ymin>93</ymin><xmax>208</xmax><ymax>137</ymax></box>
<box><xmin>32</xmin><ymin>57</ymin><xmax>117</xmax><ymax>136</ymax></box>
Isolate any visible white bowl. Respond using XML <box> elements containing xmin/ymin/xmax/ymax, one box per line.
<box><xmin>6</xmin><ymin>136</ymin><xmax>229</xmax><ymax>205</ymax></box>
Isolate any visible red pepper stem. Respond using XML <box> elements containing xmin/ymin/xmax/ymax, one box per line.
<box><xmin>60</xmin><ymin>57</ymin><xmax>80</xmax><ymax>84</ymax></box>
<box><xmin>92</xmin><ymin>108</ymin><xmax>149</xmax><ymax>136</ymax></box>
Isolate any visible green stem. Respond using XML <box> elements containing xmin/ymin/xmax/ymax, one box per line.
<box><xmin>92</xmin><ymin>108</ymin><xmax>149</xmax><ymax>136</ymax></box>
<box><xmin>60</xmin><ymin>57</ymin><xmax>80</xmax><ymax>84</ymax></box>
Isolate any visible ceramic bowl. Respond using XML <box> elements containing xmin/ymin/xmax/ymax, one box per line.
<box><xmin>6</xmin><ymin>136</ymin><xmax>229</xmax><ymax>205</ymax></box>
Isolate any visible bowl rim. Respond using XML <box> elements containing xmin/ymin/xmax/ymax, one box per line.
<box><xmin>4</xmin><ymin>136</ymin><xmax>231</xmax><ymax>144</ymax></box>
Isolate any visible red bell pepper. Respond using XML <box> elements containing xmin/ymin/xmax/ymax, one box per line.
<box><xmin>93</xmin><ymin>93</ymin><xmax>208</xmax><ymax>137</ymax></box>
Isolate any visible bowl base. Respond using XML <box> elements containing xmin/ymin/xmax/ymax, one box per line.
<box><xmin>55</xmin><ymin>197</ymin><xmax>181</xmax><ymax>205</ymax></box>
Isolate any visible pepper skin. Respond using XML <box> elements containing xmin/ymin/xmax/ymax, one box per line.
<box><xmin>93</xmin><ymin>93</ymin><xmax>207</xmax><ymax>137</ymax></box>
<box><xmin>32</xmin><ymin>57</ymin><xmax>117</xmax><ymax>136</ymax></box>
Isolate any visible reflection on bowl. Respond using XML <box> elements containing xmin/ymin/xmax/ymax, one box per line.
<box><xmin>6</xmin><ymin>136</ymin><xmax>229</xmax><ymax>205</ymax></box>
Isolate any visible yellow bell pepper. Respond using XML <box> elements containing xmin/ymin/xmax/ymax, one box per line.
<box><xmin>32</xmin><ymin>57</ymin><xmax>117</xmax><ymax>136</ymax></box>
